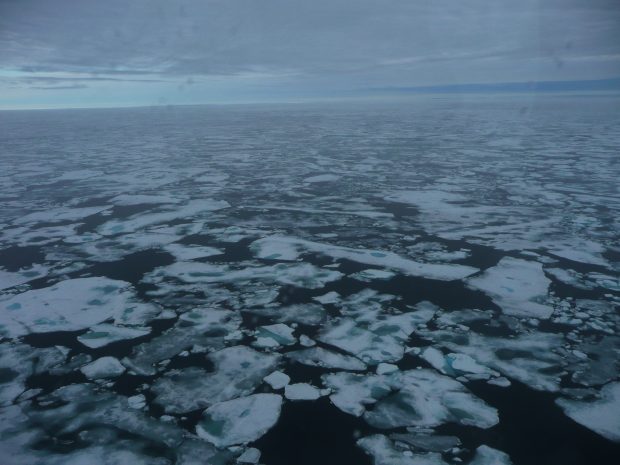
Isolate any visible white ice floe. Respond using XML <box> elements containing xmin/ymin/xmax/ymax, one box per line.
<box><xmin>14</xmin><ymin>205</ymin><xmax>110</xmax><ymax>225</ymax></box>
<box><xmin>196</xmin><ymin>394</ymin><xmax>282</xmax><ymax>448</ymax></box>
<box><xmin>253</xmin><ymin>323</ymin><xmax>296</xmax><ymax>348</ymax></box>
<box><xmin>323</xmin><ymin>372</ymin><xmax>392</xmax><ymax>416</ymax></box>
<box><xmin>467</xmin><ymin>257</ymin><xmax>553</xmax><ymax>319</ymax></box>
<box><xmin>469</xmin><ymin>445</ymin><xmax>513</xmax><ymax>464</ymax></box>
<box><xmin>422</xmin><ymin>329</ymin><xmax>565</xmax><ymax>392</ymax></box>
<box><xmin>376</xmin><ymin>363</ymin><xmax>399</xmax><ymax>375</ymax></box>
<box><xmin>319</xmin><ymin>312</ymin><xmax>429</xmax><ymax>365</ymax></box>
<box><xmin>284</xmin><ymin>383</ymin><xmax>322</xmax><ymax>400</ymax></box>
<box><xmin>420</xmin><ymin>347</ymin><xmax>498</xmax><ymax>379</ymax></box>
<box><xmin>162</xmin><ymin>243</ymin><xmax>223</xmax><ymax>260</ymax></box>
<box><xmin>313</xmin><ymin>291</ymin><xmax>341</xmax><ymax>305</ymax></box>
<box><xmin>98</xmin><ymin>199</ymin><xmax>229</xmax><ymax>236</ymax></box>
<box><xmin>80</xmin><ymin>356</ymin><xmax>126</xmax><ymax>379</ymax></box>
<box><xmin>152</xmin><ymin>346</ymin><xmax>280</xmax><ymax>413</ymax></box>
<box><xmin>304</xmin><ymin>174</ymin><xmax>341</xmax><ymax>183</ymax></box>
<box><xmin>358</xmin><ymin>434</ymin><xmax>448</xmax><ymax>465</ymax></box>
<box><xmin>0</xmin><ymin>265</ymin><xmax>48</xmax><ymax>291</ymax></box>
<box><xmin>351</xmin><ymin>269</ymin><xmax>396</xmax><ymax>282</ymax></box>
<box><xmin>251</xmin><ymin>236</ymin><xmax>478</xmax><ymax>281</ymax></box>
<box><xmin>78</xmin><ymin>324</ymin><xmax>150</xmax><ymax>349</ymax></box>
<box><xmin>364</xmin><ymin>369</ymin><xmax>498</xmax><ymax>429</ymax></box>
<box><xmin>25</xmin><ymin>384</ymin><xmax>183</xmax><ymax>448</ymax></box>
<box><xmin>556</xmin><ymin>382</ymin><xmax>620</xmax><ymax>442</ymax></box>
<box><xmin>145</xmin><ymin>261</ymin><xmax>343</xmax><ymax>290</ymax></box>
<box><xmin>286</xmin><ymin>347</ymin><xmax>366</xmax><ymax>371</ymax></box>
<box><xmin>237</xmin><ymin>447</ymin><xmax>261</xmax><ymax>464</ymax></box>
<box><xmin>0</xmin><ymin>277</ymin><xmax>162</xmax><ymax>338</ymax></box>
<box><xmin>264</xmin><ymin>371</ymin><xmax>290</xmax><ymax>390</ymax></box>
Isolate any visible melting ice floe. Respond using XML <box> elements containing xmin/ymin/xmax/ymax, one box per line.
<box><xmin>0</xmin><ymin>277</ymin><xmax>163</xmax><ymax>338</ymax></box>
<box><xmin>362</xmin><ymin>369</ymin><xmax>498</xmax><ymax>429</ymax></box>
<box><xmin>250</xmin><ymin>235</ymin><xmax>478</xmax><ymax>281</ymax></box>
<box><xmin>151</xmin><ymin>346</ymin><xmax>279</xmax><ymax>413</ymax></box>
<box><xmin>196</xmin><ymin>393</ymin><xmax>282</xmax><ymax>447</ymax></box>
<box><xmin>556</xmin><ymin>382</ymin><xmax>620</xmax><ymax>442</ymax></box>
<box><xmin>467</xmin><ymin>257</ymin><xmax>553</xmax><ymax>319</ymax></box>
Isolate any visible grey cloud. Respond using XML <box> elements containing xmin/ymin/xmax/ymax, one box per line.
<box><xmin>0</xmin><ymin>0</ymin><xmax>618</xmax><ymax>89</ymax></box>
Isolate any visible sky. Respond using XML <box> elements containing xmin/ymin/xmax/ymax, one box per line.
<box><xmin>1</xmin><ymin>0</ymin><xmax>619</xmax><ymax>109</ymax></box>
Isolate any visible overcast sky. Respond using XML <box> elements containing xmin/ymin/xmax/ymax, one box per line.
<box><xmin>1</xmin><ymin>0</ymin><xmax>619</xmax><ymax>109</ymax></box>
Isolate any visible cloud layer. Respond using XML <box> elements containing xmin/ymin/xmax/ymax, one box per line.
<box><xmin>1</xmin><ymin>0</ymin><xmax>619</xmax><ymax>107</ymax></box>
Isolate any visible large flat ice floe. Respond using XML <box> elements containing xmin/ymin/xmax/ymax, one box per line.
<box><xmin>196</xmin><ymin>393</ymin><xmax>283</xmax><ymax>448</ymax></box>
<box><xmin>0</xmin><ymin>277</ymin><xmax>162</xmax><ymax>338</ymax></box>
<box><xmin>364</xmin><ymin>369</ymin><xmax>499</xmax><ymax>429</ymax></box>
<box><xmin>556</xmin><ymin>382</ymin><xmax>620</xmax><ymax>442</ymax></box>
<box><xmin>152</xmin><ymin>345</ymin><xmax>280</xmax><ymax>413</ymax></box>
<box><xmin>467</xmin><ymin>257</ymin><xmax>554</xmax><ymax>319</ymax></box>
<box><xmin>251</xmin><ymin>235</ymin><xmax>478</xmax><ymax>281</ymax></box>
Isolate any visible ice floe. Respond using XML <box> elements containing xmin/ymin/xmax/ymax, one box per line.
<box><xmin>152</xmin><ymin>346</ymin><xmax>280</xmax><ymax>413</ymax></box>
<box><xmin>0</xmin><ymin>277</ymin><xmax>162</xmax><ymax>338</ymax></box>
<box><xmin>80</xmin><ymin>356</ymin><xmax>126</xmax><ymax>379</ymax></box>
<box><xmin>251</xmin><ymin>236</ymin><xmax>478</xmax><ymax>281</ymax></box>
<box><xmin>467</xmin><ymin>257</ymin><xmax>553</xmax><ymax>319</ymax></box>
<box><xmin>196</xmin><ymin>393</ymin><xmax>282</xmax><ymax>448</ymax></box>
<box><xmin>284</xmin><ymin>383</ymin><xmax>322</xmax><ymax>400</ymax></box>
<box><xmin>556</xmin><ymin>382</ymin><xmax>620</xmax><ymax>442</ymax></box>
<box><xmin>364</xmin><ymin>369</ymin><xmax>498</xmax><ymax>429</ymax></box>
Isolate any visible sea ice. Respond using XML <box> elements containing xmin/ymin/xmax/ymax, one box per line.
<box><xmin>323</xmin><ymin>372</ymin><xmax>392</xmax><ymax>416</ymax></box>
<box><xmin>264</xmin><ymin>371</ymin><xmax>290</xmax><ymax>390</ymax></box>
<box><xmin>364</xmin><ymin>369</ymin><xmax>498</xmax><ymax>429</ymax></box>
<box><xmin>467</xmin><ymin>257</ymin><xmax>553</xmax><ymax>319</ymax></box>
<box><xmin>469</xmin><ymin>445</ymin><xmax>513</xmax><ymax>465</ymax></box>
<box><xmin>0</xmin><ymin>277</ymin><xmax>162</xmax><ymax>338</ymax></box>
<box><xmin>556</xmin><ymin>382</ymin><xmax>620</xmax><ymax>442</ymax></box>
<box><xmin>284</xmin><ymin>383</ymin><xmax>321</xmax><ymax>400</ymax></box>
<box><xmin>78</xmin><ymin>323</ymin><xmax>150</xmax><ymax>349</ymax></box>
<box><xmin>357</xmin><ymin>434</ymin><xmax>448</xmax><ymax>465</ymax></box>
<box><xmin>286</xmin><ymin>347</ymin><xmax>366</xmax><ymax>371</ymax></box>
<box><xmin>80</xmin><ymin>356</ymin><xmax>126</xmax><ymax>379</ymax></box>
<box><xmin>196</xmin><ymin>394</ymin><xmax>282</xmax><ymax>447</ymax></box>
<box><xmin>152</xmin><ymin>346</ymin><xmax>280</xmax><ymax>413</ymax></box>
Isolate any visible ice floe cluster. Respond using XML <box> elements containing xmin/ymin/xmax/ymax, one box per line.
<box><xmin>0</xmin><ymin>101</ymin><xmax>619</xmax><ymax>464</ymax></box>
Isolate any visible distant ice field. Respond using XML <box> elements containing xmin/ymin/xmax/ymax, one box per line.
<box><xmin>0</xmin><ymin>97</ymin><xmax>619</xmax><ymax>465</ymax></box>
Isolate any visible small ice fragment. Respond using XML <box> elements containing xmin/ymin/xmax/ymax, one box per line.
<box><xmin>469</xmin><ymin>445</ymin><xmax>513</xmax><ymax>464</ymax></box>
<box><xmin>556</xmin><ymin>382</ymin><xmax>620</xmax><ymax>442</ymax></box>
<box><xmin>80</xmin><ymin>357</ymin><xmax>125</xmax><ymax>379</ymax></box>
<box><xmin>127</xmin><ymin>394</ymin><xmax>147</xmax><ymax>409</ymax></box>
<box><xmin>313</xmin><ymin>291</ymin><xmax>341</xmax><ymax>305</ymax></box>
<box><xmin>376</xmin><ymin>363</ymin><xmax>399</xmax><ymax>375</ymax></box>
<box><xmin>285</xmin><ymin>383</ymin><xmax>321</xmax><ymax>401</ymax></box>
<box><xmin>299</xmin><ymin>335</ymin><xmax>316</xmax><ymax>347</ymax></box>
<box><xmin>237</xmin><ymin>447</ymin><xmax>261</xmax><ymax>464</ymax></box>
<box><xmin>264</xmin><ymin>371</ymin><xmax>290</xmax><ymax>390</ymax></box>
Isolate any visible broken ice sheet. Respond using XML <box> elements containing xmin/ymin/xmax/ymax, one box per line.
<box><xmin>144</xmin><ymin>260</ymin><xmax>343</xmax><ymax>289</ymax></box>
<box><xmin>286</xmin><ymin>346</ymin><xmax>366</xmax><ymax>371</ymax></box>
<box><xmin>364</xmin><ymin>369</ymin><xmax>499</xmax><ymax>429</ymax></box>
<box><xmin>196</xmin><ymin>393</ymin><xmax>282</xmax><ymax>448</ymax></box>
<box><xmin>467</xmin><ymin>257</ymin><xmax>553</xmax><ymax>319</ymax></box>
<box><xmin>323</xmin><ymin>372</ymin><xmax>392</xmax><ymax>416</ymax></box>
<box><xmin>0</xmin><ymin>277</ymin><xmax>163</xmax><ymax>338</ymax></box>
<box><xmin>151</xmin><ymin>346</ymin><xmax>280</xmax><ymax>413</ymax></box>
<box><xmin>556</xmin><ymin>382</ymin><xmax>620</xmax><ymax>442</ymax></box>
<box><xmin>78</xmin><ymin>323</ymin><xmax>150</xmax><ymax>349</ymax></box>
<box><xmin>253</xmin><ymin>323</ymin><xmax>296</xmax><ymax>348</ymax></box>
<box><xmin>80</xmin><ymin>356</ymin><xmax>126</xmax><ymax>379</ymax></box>
<box><xmin>25</xmin><ymin>383</ymin><xmax>184</xmax><ymax>448</ymax></box>
<box><xmin>251</xmin><ymin>235</ymin><xmax>478</xmax><ymax>281</ymax></box>
<box><xmin>358</xmin><ymin>434</ymin><xmax>449</xmax><ymax>465</ymax></box>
